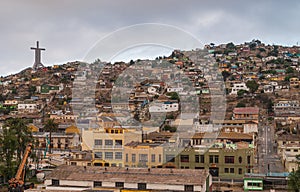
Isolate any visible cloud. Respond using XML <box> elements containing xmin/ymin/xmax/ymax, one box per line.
<box><xmin>0</xmin><ymin>0</ymin><xmax>300</xmax><ymax>76</ymax></box>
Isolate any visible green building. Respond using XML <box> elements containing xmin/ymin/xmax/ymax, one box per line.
<box><xmin>163</xmin><ymin>142</ymin><xmax>255</xmax><ymax>179</ymax></box>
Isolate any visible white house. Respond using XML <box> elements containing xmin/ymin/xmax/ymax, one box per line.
<box><xmin>230</xmin><ymin>83</ymin><xmax>249</xmax><ymax>95</ymax></box>
<box><xmin>167</xmin><ymin>87</ymin><xmax>183</xmax><ymax>93</ymax></box>
<box><xmin>149</xmin><ymin>102</ymin><xmax>179</xmax><ymax>113</ymax></box>
<box><xmin>17</xmin><ymin>103</ymin><xmax>38</xmax><ymax>113</ymax></box>
<box><xmin>263</xmin><ymin>85</ymin><xmax>274</xmax><ymax>93</ymax></box>
<box><xmin>43</xmin><ymin>166</ymin><xmax>212</xmax><ymax>192</ymax></box>
<box><xmin>147</xmin><ymin>86</ymin><xmax>159</xmax><ymax>94</ymax></box>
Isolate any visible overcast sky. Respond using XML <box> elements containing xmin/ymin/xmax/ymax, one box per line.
<box><xmin>1</xmin><ymin>0</ymin><xmax>300</xmax><ymax>76</ymax></box>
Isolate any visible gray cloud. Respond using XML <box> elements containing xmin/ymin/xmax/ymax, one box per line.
<box><xmin>0</xmin><ymin>0</ymin><xmax>299</xmax><ymax>76</ymax></box>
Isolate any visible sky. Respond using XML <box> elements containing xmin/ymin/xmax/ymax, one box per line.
<box><xmin>1</xmin><ymin>0</ymin><xmax>300</xmax><ymax>76</ymax></box>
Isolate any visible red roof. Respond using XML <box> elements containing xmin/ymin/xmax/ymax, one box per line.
<box><xmin>233</xmin><ymin>107</ymin><xmax>259</xmax><ymax>114</ymax></box>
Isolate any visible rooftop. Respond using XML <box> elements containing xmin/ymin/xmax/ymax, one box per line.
<box><xmin>46</xmin><ymin>165</ymin><xmax>209</xmax><ymax>186</ymax></box>
<box><xmin>233</xmin><ymin>107</ymin><xmax>259</xmax><ymax>114</ymax></box>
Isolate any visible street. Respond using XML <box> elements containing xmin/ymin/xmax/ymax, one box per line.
<box><xmin>257</xmin><ymin>115</ymin><xmax>285</xmax><ymax>174</ymax></box>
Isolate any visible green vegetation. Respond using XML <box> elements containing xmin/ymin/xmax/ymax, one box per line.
<box><xmin>163</xmin><ymin>125</ymin><xmax>177</xmax><ymax>132</ymax></box>
<box><xmin>43</xmin><ymin>119</ymin><xmax>58</xmax><ymax>154</ymax></box>
<box><xmin>0</xmin><ymin>118</ymin><xmax>34</xmax><ymax>183</ymax></box>
<box><xmin>167</xmin><ymin>92</ymin><xmax>179</xmax><ymax>100</ymax></box>
<box><xmin>288</xmin><ymin>155</ymin><xmax>300</xmax><ymax>191</ymax></box>
<box><xmin>246</xmin><ymin>80</ymin><xmax>259</xmax><ymax>93</ymax></box>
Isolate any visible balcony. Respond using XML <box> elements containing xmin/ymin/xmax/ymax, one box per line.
<box><xmin>93</xmin><ymin>145</ymin><xmax>123</xmax><ymax>149</ymax></box>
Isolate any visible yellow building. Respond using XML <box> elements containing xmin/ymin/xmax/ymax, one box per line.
<box><xmin>82</xmin><ymin>127</ymin><xmax>142</xmax><ymax>167</ymax></box>
<box><xmin>124</xmin><ymin>142</ymin><xmax>163</xmax><ymax>168</ymax></box>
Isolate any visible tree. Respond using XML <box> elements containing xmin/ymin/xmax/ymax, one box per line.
<box><xmin>246</xmin><ymin>80</ymin><xmax>259</xmax><ymax>93</ymax></box>
<box><xmin>0</xmin><ymin>118</ymin><xmax>33</xmax><ymax>182</ymax></box>
<box><xmin>221</xmin><ymin>71</ymin><xmax>231</xmax><ymax>81</ymax></box>
<box><xmin>3</xmin><ymin>119</ymin><xmax>33</xmax><ymax>164</ymax></box>
<box><xmin>237</xmin><ymin>90</ymin><xmax>247</xmax><ymax>97</ymax></box>
<box><xmin>288</xmin><ymin>154</ymin><xmax>300</xmax><ymax>192</ymax></box>
<box><xmin>286</xmin><ymin>67</ymin><xmax>294</xmax><ymax>74</ymax></box>
<box><xmin>167</xmin><ymin>92</ymin><xmax>179</xmax><ymax>100</ymax></box>
<box><xmin>226</xmin><ymin>42</ymin><xmax>235</xmax><ymax>50</ymax></box>
<box><xmin>43</xmin><ymin>119</ymin><xmax>58</xmax><ymax>154</ymax></box>
<box><xmin>0</xmin><ymin>126</ymin><xmax>18</xmax><ymax>182</ymax></box>
<box><xmin>236</xmin><ymin>102</ymin><xmax>246</xmax><ymax>107</ymax></box>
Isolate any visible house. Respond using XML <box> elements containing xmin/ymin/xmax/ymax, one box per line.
<box><xmin>289</xmin><ymin>77</ymin><xmax>300</xmax><ymax>88</ymax></box>
<box><xmin>167</xmin><ymin>87</ymin><xmax>184</xmax><ymax>93</ymax></box>
<box><xmin>232</xmin><ymin>107</ymin><xmax>259</xmax><ymax>123</ymax></box>
<box><xmin>230</xmin><ymin>82</ymin><xmax>249</xmax><ymax>95</ymax></box>
<box><xmin>263</xmin><ymin>84</ymin><xmax>274</xmax><ymax>93</ymax></box>
<box><xmin>43</xmin><ymin>165</ymin><xmax>212</xmax><ymax>192</ymax></box>
<box><xmin>274</xmin><ymin>100</ymin><xmax>300</xmax><ymax>116</ymax></box>
<box><xmin>3</xmin><ymin>99</ymin><xmax>18</xmax><ymax>106</ymax></box>
<box><xmin>17</xmin><ymin>103</ymin><xmax>39</xmax><ymax>114</ymax></box>
<box><xmin>81</xmin><ymin>127</ymin><xmax>142</xmax><ymax>167</ymax></box>
<box><xmin>64</xmin><ymin>150</ymin><xmax>93</xmax><ymax>167</ymax></box>
<box><xmin>280</xmin><ymin>143</ymin><xmax>300</xmax><ymax>172</ymax></box>
<box><xmin>124</xmin><ymin>141</ymin><xmax>163</xmax><ymax>168</ymax></box>
<box><xmin>149</xmin><ymin>102</ymin><xmax>179</xmax><ymax>113</ymax></box>
<box><xmin>33</xmin><ymin>132</ymin><xmax>80</xmax><ymax>152</ymax></box>
<box><xmin>38</xmin><ymin>84</ymin><xmax>63</xmax><ymax>94</ymax></box>
<box><xmin>163</xmin><ymin>140</ymin><xmax>254</xmax><ymax>179</ymax></box>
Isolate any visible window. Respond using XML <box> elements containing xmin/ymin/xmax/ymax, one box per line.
<box><xmin>200</xmin><ymin>155</ymin><xmax>205</xmax><ymax>163</ymax></box>
<box><xmin>159</xmin><ymin>154</ymin><xmax>162</xmax><ymax>163</ymax></box>
<box><xmin>239</xmin><ymin>168</ymin><xmax>242</xmax><ymax>174</ymax></box>
<box><xmin>225</xmin><ymin>156</ymin><xmax>234</xmax><ymax>164</ymax></box>
<box><xmin>230</xmin><ymin>168</ymin><xmax>234</xmax><ymax>173</ymax></box>
<box><xmin>209</xmin><ymin>155</ymin><xmax>218</xmax><ymax>163</ymax></box>
<box><xmin>52</xmin><ymin>179</ymin><xmax>59</xmax><ymax>186</ymax></box>
<box><xmin>195</xmin><ymin>155</ymin><xmax>199</xmax><ymax>163</ymax></box>
<box><xmin>180</xmin><ymin>155</ymin><xmax>189</xmax><ymax>162</ymax></box>
<box><xmin>215</xmin><ymin>155</ymin><xmax>219</xmax><ymax>163</ymax></box>
<box><xmin>94</xmin><ymin>139</ymin><xmax>102</xmax><ymax>146</ymax></box>
<box><xmin>294</xmin><ymin>149</ymin><xmax>299</xmax><ymax>152</ymax></box>
<box><xmin>115</xmin><ymin>152</ymin><xmax>122</xmax><ymax>160</ymax></box>
<box><xmin>138</xmin><ymin>183</ymin><xmax>147</xmax><ymax>190</ymax></box>
<box><xmin>93</xmin><ymin>181</ymin><xmax>102</xmax><ymax>187</ymax></box>
<box><xmin>139</xmin><ymin>154</ymin><xmax>148</xmax><ymax>163</ymax></box>
<box><xmin>225</xmin><ymin>168</ymin><xmax>230</xmax><ymax>173</ymax></box>
<box><xmin>239</xmin><ymin>156</ymin><xmax>242</xmax><ymax>163</ymax></box>
<box><xmin>151</xmin><ymin>154</ymin><xmax>156</xmax><ymax>162</ymax></box>
<box><xmin>94</xmin><ymin>152</ymin><xmax>102</xmax><ymax>159</ymax></box>
<box><xmin>71</xmin><ymin>162</ymin><xmax>77</xmax><ymax>166</ymax></box>
<box><xmin>115</xmin><ymin>140</ymin><xmax>123</xmax><ymax>146</ymax></box>
<box><xmin>115</xmin><ymin>182</ymin><xmax>124</xmax><ymax>188</ymax></box>
<box><xmin>166</xmin><ymin>155</ymin><xmax>175</xmax><ymax>162</ymax></box>
<box><xmin>209</xmin><ymin>155</ymin><xmax>213</xmax><ymax>163</ymax></box>
<box><xmin>247</xmin><ymin>155</ymin><xmax>251</xmax><ymax>164</ymax></box>
<box><xmin>105</xmin><ymin>139</ymin><xmax>113</xmax><ymax>146</ymax></box>
<box><xmin>184</xmin><ymin>185</ymin><xmax>194</xmax><ymax>191</ymax></box>
<box><xmin>125</xmin><ymin>153</ymin><xmax>128</xmax><ymax>162</ymax></box>
<box><xmin>132</xmin><ymin>154</ymin><xmax>136</xmax><ymax>162</ymax></box>
<box><xmin>105</xmin><ymin>152</ymin><xmax>113</xmax><ymax>159</ymax></box>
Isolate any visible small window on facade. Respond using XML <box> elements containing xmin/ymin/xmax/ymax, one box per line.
<box><xmin>180</xmin><ymin>155</ymin><xmax>189</xmax><ymax>162</ymax></box>
<box><xmin>115</xmin><ymin>182</ymin><xmax>124</xmax><ymax>188</ymax></box>
<box><xmin>184</xmin><ymin>185</ymin><xmax>194</xmax><ymax>191</ymax></box>
<box><xmin>138</xmin><ymin>183</ymin><xmax>147</xmax><ymax>190</ymax></box>
<box><xmin>239</xmin><ymin>168</ymin><xmax>242</xmax><ymax>174</ymax></box>
<box><xmin>93</xmin><ymin>181</ymin><xmax>102</xmax><ymax>187</ymax></box>
<box><xmin>151</xmin><ymin>154</ymin><xmax>156</xmax><ymax>162</ymax></box>
<box><xmin>166</xmin><ymin>155</ymin><xmax>175</xmax><ymax>162</ymax></box>
<box><xmin>70</xmin><ymin>162</ymin><xmax>77</xmax><ymax>166</ymax></box>
<box><xmin>94</xmin><ymin>139</ymin><xmax>102</xmax><ymax>146</ymax></box>
<box><xmin>52</xmin><ymin>179</ymin><xmax>59</xmax><ymax>186</ymax></box>
<box><xmin>239</xmin><ymin>156</ymin><xmax>242</xmax><ymax>163</ymax></box>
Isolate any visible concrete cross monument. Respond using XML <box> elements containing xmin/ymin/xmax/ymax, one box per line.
<box><xmin>31</xmin><ymin>41</ymin><xmax>45</xmax><ymax>70</ymax></box>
